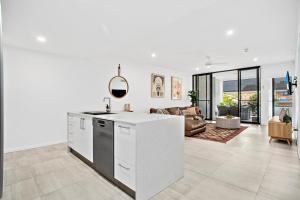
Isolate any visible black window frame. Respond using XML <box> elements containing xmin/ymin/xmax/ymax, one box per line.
<box><xmin>193</xmin><ymin>66</ymin><xmax>261</xmax><ymax>124</ymax></box>
<box><xmin>192</xmin><ymin>73</ymin><xmax>212</xmax><ymax>120</ymax></box>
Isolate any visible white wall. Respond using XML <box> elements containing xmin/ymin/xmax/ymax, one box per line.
<box><xmin>296</xmin><ymin>40</ymin><xmax>300</xmax><ymax>158</ymax></box>
<box><xmin>295</xmin><ymin>1</ymin><xmax>300</xmax><ymax>159</ymax></box>
<box><xmin>260</xmin><ymin>61</ymin><xmax>295</xmax><ymax>125</ymax></box>
<box><xmin>3</xmin><ymin>45</ymin><xmax>192</xmax><ymax>152</ymax></box>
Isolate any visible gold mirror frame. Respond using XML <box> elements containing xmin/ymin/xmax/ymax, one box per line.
<box><xmin>108</xmin><ymin>64</ymin><xmax>129</xmax><ymax>99</ymax></box>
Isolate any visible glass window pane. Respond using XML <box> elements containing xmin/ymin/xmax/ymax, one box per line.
<box><xmin>240</xmin><ymin>69</ymin><xmax>259</xmax><ymax>123</ymax></box>
<box><xmin>197</xmin><ymin>76</ymin><xmax>206</xmax><ymax>100</ymax></box>
<box><xmin>198</xmin><ymin>101</ymin><xmax>206</xmax><ymax>118</ymax></box>
<box><xmin>240</xmin><ymin>69</ymin><xmax>258</xmax><ymax>101</ymax></box>
<box><xmin>194</xmin><ymin>74</ymin><xmax>212</xmax><ymax>120</ymax></box>
<box><xmin>212</xmin><ymin>71</ymin><xmax>238</xmax><ymax>120</ymax></box>
<box><xmin>206</xmin><ymin>101</ymin><xmax>211</xmax><ymax>119</ymax></box>
<box><xmin>273</xmin><ymin>77</ymin><xmax>292</xmax><ymax>116</ymax></box>
<box><xmin>241</xmin><ymin>100</ymin><xmax>258</xmax><ymax>123</ymax></box>
<box><xmin>207</xmin><ymin>75</ymin><xmax>211</xmax><ymax>99</ymax></box>
<box><xmin>221</xmin><ymin>71</ymin><xmax>238</xmax><ymax>105</ymax></box>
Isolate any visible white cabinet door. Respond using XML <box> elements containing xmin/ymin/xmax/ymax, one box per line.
<box><xmin>114</xmin><ymin>122</ymin><xmax>136</xmax><ymax>189</ymax></box>
<box><xmin>115</xmin><ymin>158</ymin><xmax>136</xmax><ymax>190</ymax></box>
<box><xmin>79</xmin><ymin>117</ymin><xmax>93</xmax><ymax>162</ymax></box>
<box><xmin>114</xmin><ymin>122</ymin><xmax>136</xmax><ymax>165</ymax></box>
<box><xmin>68</xmin><ymin>115</ymin><xmax>81</xmax><ymax>152</ymax></box>
<box><xmin>68</xmin><ymin>114</ymin><xmax>93</xmax><ymax>162</ymax></box>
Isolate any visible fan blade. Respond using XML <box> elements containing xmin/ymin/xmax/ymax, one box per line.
<box><xmin>209</xmin><ymin>62</ymin><xmax>228</xmax><ymax>65</ymax></box>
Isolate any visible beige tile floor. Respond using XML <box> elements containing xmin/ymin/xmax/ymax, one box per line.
<box><xmin>2</xmin><ymin>125</ymin><xmax>300</xmax><ymax>200</ymax></box>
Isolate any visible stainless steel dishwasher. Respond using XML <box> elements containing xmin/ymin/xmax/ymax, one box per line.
<box><xmin>93</xmin><ymin>118</ymin><xmax>114</xmax><ymax>181</ymax></box>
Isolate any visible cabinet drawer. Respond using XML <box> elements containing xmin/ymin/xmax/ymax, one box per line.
<box><xmin>114</xmin><ymin>158</ymin><xmax>136</xmax><ymax>190</ymax></box>
<box><xmin>114</xmin><ymin>123</ymin><xmax>136</xmax><ymax>164</ymax></box>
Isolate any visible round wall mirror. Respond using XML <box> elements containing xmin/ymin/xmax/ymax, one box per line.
<box><xmin>109</xmin><ymin>76</ymin><xmax>129</xmax><ymax>98</ymax></box>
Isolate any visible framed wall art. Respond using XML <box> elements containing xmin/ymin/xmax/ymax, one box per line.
<box><xmin>171</xmin><ymin>76</ymin><xmax>182</xmax><ymax>100</ymax></box>
<box><xmin>151</xmin><ymin>73</ymin><xmax>165</xmax><ymax>98</ymax></box>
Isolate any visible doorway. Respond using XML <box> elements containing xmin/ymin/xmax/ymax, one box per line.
<box><xmin>193</xmin><ymin>66</ymin><xmax>260</xmax><ymax>124</ymax></box>
<box><xmin>192</xmin><ymin>74</ymin><xmax>212</xmax><ymax>120</ymax></box>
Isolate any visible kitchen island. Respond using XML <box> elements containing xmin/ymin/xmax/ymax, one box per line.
<box><xmin>67</xmin><ymin>112</ymin><xmax>184</xmax><ymax>200</ymax></box>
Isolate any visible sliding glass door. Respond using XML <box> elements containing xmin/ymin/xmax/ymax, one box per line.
<box><xmin>239</xmin><ymin>68</ymin><xmax>260</xmax><ymax>123</ymax></box>
<box><xmin>193</xmin><ymin>67</ymin><xmax>260</xmax><ymax>124</ymax></box>
<box><xmin>192</xmin><ymin>74</ymin><xmax>212</xmax><ymax>120</ymax></box>
<box><xmin>212</xmin><ymin>71</ymin><xmax>238</xmax><ymax>120</ymax></box>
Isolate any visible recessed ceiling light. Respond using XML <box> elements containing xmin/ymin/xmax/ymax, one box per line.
<box><xmin>207</xmin><ymin>65</ymin><xmax>211</xmax><ymax>69</ymax></box>
<box><xmin>101</xmin><ymin>24</ymin><xmax>110</xmax><ymax>35</ymax></box>
<box><xmin>253</xmin><ymin>57</ymin><xmax>258</xmax><ymax>62</ymax></box>
<box><xmin>36</xmin><ymin>36</ymin><xmax>47</xmax><ymax>43</ymax></box>
<box><xmin>195</xmin><ymin>67</ymin><xmax>200</xmax><ymax>71</ymax></box>
<box><xmin>151</xmin><ymin>53</ymin><xmax>157</xmax><ymax>58</ymax></box>
<box><xmin>226</xmin><ymin>29</ymin><xmax>235</xmax><ymax>36</ymax></box>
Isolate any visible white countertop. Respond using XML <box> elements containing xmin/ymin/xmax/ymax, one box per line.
<box><xmin>68</xmin><ymin>112</ymin><xmax>183</xmax><ymax>124</ymax></box>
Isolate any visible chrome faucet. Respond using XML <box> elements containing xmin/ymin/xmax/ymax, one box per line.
<box><xmin>103</xmin><ymin>97</ymin><xmax>111</xmax><ymax>113</ymax></box>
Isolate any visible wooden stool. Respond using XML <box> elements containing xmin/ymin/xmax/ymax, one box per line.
<box><xmin>268</xmin><ymin>116</ymin><xmax>292</xmax><ymax>146</ymax></box>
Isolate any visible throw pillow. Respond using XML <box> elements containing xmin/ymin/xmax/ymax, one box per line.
<box><xmin>156</xmin><ymin>109</ymin><xmax>164</xmax><ymax>114</ymax></box>
<box><xmin>167</xmin><ymin>107</ymin><xmax>180</xmax><ymax>115</ymax></box>
<box><xmin>178</xmin><ymin>109</ymin><xmax>184</xmax><ymax>115</ymax></box>
<box><xmin>182</xmin><ymin>110</ymin><xmax>190</xmax><ymax>115</ymax></box>
<box><xmin>161</xmin><ymin>109</ymin><xmax>170</xmax><ymax>115</ymax></box>
<box><xmin>194</xmin><ymin>116</ymin><xmax>201</xmax><ymax>120</ymax></box>
<box><xmin>279</xmin><ymin>109</ymin><xmax>286</xmax><ymax>122</ymax></box>
<box><xmin>186</xmin><ymin>107</ymin><xmax>197</xmax><ymax>115</ymax></box>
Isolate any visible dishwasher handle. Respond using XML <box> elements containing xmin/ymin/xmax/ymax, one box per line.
<box><xmin>93</xmin><ymin>119</ymin><xmax>114</xmax><ymax>128</ymax></box>
<box><xmin>95</xmin><ymin>120</ymin><xmax>106</xmax><ymax>127</ymax></box>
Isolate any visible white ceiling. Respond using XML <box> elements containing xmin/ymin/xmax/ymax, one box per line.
<box><xmin>2</xmin><ymin>0</ymin><xmax>299</xmax><ymax>73</ymax></box>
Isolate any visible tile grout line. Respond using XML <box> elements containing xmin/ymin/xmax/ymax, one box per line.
<box><xmin>185</xmin><ymin>164</ymin><xmax>258</xmax><ymax>196</ymax></box>
<box><xmin>254</xmin><ymin>151</ymin><xmax>275</xmax><ymax>199</ymax></box>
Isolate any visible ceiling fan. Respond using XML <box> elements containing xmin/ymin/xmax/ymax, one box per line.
<box><xmin>204</xmin><ymin>56</ymin><xmax>228</xmax><ymax>67</ymax></box>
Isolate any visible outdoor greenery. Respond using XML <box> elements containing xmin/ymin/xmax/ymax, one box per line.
<box><xmin>247</xmin><ymin>93</ymin><xmax>257</xmax><ymax>115</ymax></box>
<box><xmin>226</xmin><ymin>114</ymin><xmax>234</xmax><ymax>119</ymax></box>
<box><xmin>188</xmin><ymin>90</ymin><xmax>198</xmax><ymax>106</ymax></box>
<box><xmin>219</xmin><ymin>94</ymin><xmax>237</xmax><ymax>107</ymax></box>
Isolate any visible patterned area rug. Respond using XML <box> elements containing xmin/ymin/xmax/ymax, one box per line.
<box><xmin>192</xmin><ymin>123</ymin><xmax>248</xmax><ymax>143</ymax></box>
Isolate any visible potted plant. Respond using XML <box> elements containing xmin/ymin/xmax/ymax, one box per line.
<box><xmin>226</xmin><ymin>114</ymin><xmax>234</xmax><ymax>119</ymax></box>
<box><xmin>217</xmin><ymin>95</ymin><xmax>238</xmax><ymax>116</ymax></box>
<box><xmin>283</xmin><ymin>113</ymin><xmax>292</xmax><ymax>124</ymax></box>
<box><xmin>188</xmin><ymin>90</ymin><xmax>198</xmax><ymax>106</ymax></box>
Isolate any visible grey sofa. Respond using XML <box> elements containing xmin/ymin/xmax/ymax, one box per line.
<box><xmin>217</xmin><ymin>105</ymin><xmax>239</xmax><ymax>117</ymax></box>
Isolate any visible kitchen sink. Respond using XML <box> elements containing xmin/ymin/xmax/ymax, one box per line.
<box><xmin>82</xmin><ymin>111</ymin><xmax>114</xmax><ymax>115</ymax></box>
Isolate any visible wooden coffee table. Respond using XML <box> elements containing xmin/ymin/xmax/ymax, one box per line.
<box><xmin>216</xmin><ymin>116</ymin><xmax>240</xmax><ymax>129</ymax></box>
